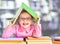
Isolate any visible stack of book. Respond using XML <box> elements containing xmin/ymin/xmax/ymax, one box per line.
<box><xmin>52</xmin><ymin>37</ymin><xmax>60</xmax><ymax>44</ymax></box>
<box><xmin>0</xmin><ymin>38</ymin><xmax>26</xmax><ymax>44</ymax></box>
<box><xmin>26</xmin><ymin>36</ymin><xmax>52</xmax><ymax>44</ymax></box>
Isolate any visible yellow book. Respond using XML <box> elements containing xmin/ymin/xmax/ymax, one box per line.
<box><xmin>0</xmin><ymin>38</ymin><xmax>26</xmax><ymax>44</ymax></box>
<box><xmin>26</xmin><ymin>36</ymin><xmax>52</xmax><ymax>44</ymax></box>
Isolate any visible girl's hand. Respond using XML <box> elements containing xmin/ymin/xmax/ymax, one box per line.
<box><xmin>8</xmin><ymin>18</ymin><xmax>15</xmax><ymax>26</ymax></box>
<box><xmin>33</xmin><ymin>16</ymin><xmax>40</xmax><ymax>25</ymax></box>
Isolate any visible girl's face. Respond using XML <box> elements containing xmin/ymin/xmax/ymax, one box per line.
<box><xmin>18</xmin><ymin>12</ymin><xmax>33</xmax><ymax>29</ymax></box>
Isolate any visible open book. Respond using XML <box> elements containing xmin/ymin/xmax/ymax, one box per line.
<box><xmin>12</xmin><ymin>7</ymin><xmax>23</xmax><ymax>25</ymax></box>
<box><xmin>12</xmin><ymin>3</ymin><xmax>38</xmax><ymax>25</ymax></box>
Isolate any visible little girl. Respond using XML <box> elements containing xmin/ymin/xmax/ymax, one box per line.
<box><xmin>2</xmin><ymin>9</ymin><xmax>42</xmax><ymax>38</ymax></box>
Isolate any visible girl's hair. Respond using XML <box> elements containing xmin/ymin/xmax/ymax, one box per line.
<box><xmin>18</xmin><ymin>9</ymin><xmax>34</xmax><ymax>19</ymax></box>
<box><xmin>20</xmin><ymin>9</ymin><xmax>29</xmax><ymax>14</ymax></box>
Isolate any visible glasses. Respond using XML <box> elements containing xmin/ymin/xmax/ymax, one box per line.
<box><xmin>19</xmin><ymin>18</ymin><xmax>32</xmax><ymax>21</ymax></box>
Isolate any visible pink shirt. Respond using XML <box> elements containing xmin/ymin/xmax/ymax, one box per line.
<box><xmin>2</xmin><ymin>24</ymin><xmax>42</xmax><ymax>38</ymax></box>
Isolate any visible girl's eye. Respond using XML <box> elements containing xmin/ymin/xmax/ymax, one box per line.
<box><xmin>20</xmin><ymin>18</ymin><xmax>32</xmax><ymax>20</ymax></box>
<box><xmin>26</xmin><ymin>18</ymin><xmax>32</xmax><ymax>20</ymax></box>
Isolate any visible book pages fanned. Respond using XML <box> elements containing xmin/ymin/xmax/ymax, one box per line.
<box><xmin>12</xmin><ymin>7</ymin><xmax>23</xmax><ymax>25</ymax></box>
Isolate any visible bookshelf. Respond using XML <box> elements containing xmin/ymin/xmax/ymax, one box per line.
<box><xmin>0</xmin><ymin>0</ymin><xmax>16</xmax><ymax>37</ymax></box>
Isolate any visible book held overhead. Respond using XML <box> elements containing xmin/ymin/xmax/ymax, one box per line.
<box><xmin>12</xmin><ymin>3</ymin><xmax>39</xmax><ymax>25</ymax></box>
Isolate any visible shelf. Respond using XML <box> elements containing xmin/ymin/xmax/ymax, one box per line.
<box><xmin>2</xmin><ymin>0</ymin><xmax>15</xmax><ymax>1</ymax></box>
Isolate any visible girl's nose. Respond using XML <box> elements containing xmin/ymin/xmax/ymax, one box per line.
<box><xmin>24</xmin><ymin>19</ymin><xmax>27</xmax><ymax>22</ymax></box>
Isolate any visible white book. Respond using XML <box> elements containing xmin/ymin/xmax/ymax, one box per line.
<box><xmin>12</xmin><ymin>7</ymin><xmax>23</xmax><ymax>25</ymax></box>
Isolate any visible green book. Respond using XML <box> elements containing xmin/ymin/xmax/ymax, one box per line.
<box><xmin>12</xmin><ymin>3</ymin><xmax>39</xmax><ymax>25</ymax></box>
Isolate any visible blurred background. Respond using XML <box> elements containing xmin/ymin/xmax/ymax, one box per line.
<box><xmin>0</xmin><ymin>0</ymin><xmax>60</xmax><ymax>37</ymax></box>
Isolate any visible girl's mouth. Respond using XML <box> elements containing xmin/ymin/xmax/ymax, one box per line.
<box><xmin>23</xmin><ymin>23</ymin><xmax>29</xmax><ymax>25</ymax></box>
